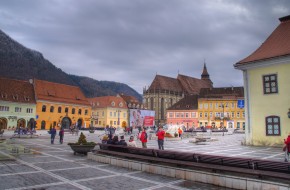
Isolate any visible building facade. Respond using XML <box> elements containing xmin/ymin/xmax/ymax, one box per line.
<box><xmin>88</xmin><ymin>96</ymin><xmax>128</xmax><ymax>128</ymax></box>
<box><xmin>0</xmin><ymin>78</ymin><xmax>36</xmax><ymax>130</ymax></box>
<box><xmin>34</xmin><ymin>79</ymin><xmax>91</xmax><ymax>130</ymax></box>
<box><xmin>234</xmin><ymin>15</ymin><xmax>290</xmax><ymax>146</ymax></box>
<box><xmin>198</xmin><ymin>87</ymin><xmax>245</xmax><ymax>129</ymax></box>
<box><xmin>143</xmin><ymin>64</ymin><xmax>213</xmax><ymax>125</ymax></box>
<box><xmin>166</xmin><ymin>95</ymin><xmax>199</xmax><ymax>130</ymax></box>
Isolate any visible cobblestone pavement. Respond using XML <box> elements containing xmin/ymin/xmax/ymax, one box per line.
<box><xmin>0</xmin><ymin>129</ymin><xmax>285</xmax><ymax>190</ymax></box>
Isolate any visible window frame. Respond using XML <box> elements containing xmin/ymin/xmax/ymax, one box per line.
<box><xmin>266</xmin><ymin>116</ymin><xmax>280</xmax><ymax>136</ymax></box>
<box><xmin>263</xmin><ymin>74</ymin><xmax>278</xmax><ymax>94</ymax></box>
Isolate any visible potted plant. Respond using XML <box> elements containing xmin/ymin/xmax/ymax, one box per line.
<box><xmin>68</xmin><ymin>132</ymin><xmax>96</xmax><ymax>155</ymax></box>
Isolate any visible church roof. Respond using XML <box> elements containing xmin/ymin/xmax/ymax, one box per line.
<box><xmin>147</xmin><ymin>75</ymin><xmax>183</xmax><ymax>92</ymax></box>
<box><xmin>177</xmin><ymin>74</ymin><xmax>212</xmax><ymax>95</ymax></box>
<box><xmin>236</xmin><ymin>15</ymin><xmax>290</xmax><ymax>65</ymax></box>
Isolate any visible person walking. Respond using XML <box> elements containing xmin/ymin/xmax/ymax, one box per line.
<box><xmin>50</xmin><ymin>126</ymin><xmax>57</xmax><ymax>144</ymax></box>
<box><xmin>284</xmin><ymin>134</ymin><xmax>290</xmax><ymax>162</ymax></box>
<box><xmin>140</xmin><ymin>128</ymin><xmax>148</xmax><ymax>148</ymax></box>
<box><xmin>156</xmin><ymin>126</ymin><xmax>165</xmax><ymax>150</ymax></box>
<box><xmin>59</xmin><ymin>127</ymin><xmax>64</xmax><ymax>144</ymax></box>
<box><xmin>178</xmin><ymin>127</ymin><xmax>183</xmax><ymax>139</ymax></box>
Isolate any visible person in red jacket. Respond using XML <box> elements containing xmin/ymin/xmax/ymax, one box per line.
<box><xmin>140</xmin><ymin>128</ymin><xmax>148</xmax><ymax>148</ymax></box>
<box><xmin>156</xmin><ymin>126</ymin><xmax>165</xmax><ymax>150</ymax></box>
<box><xmin>284</xmin><ymin>134</ymin><xmax>290</xmax><ymax>162</ymax></box>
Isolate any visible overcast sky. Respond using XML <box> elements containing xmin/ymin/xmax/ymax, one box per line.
<box><xmin>1</xmin><ymin>0</ymin><xmax>289</xmax><ymax>93</ymax></box>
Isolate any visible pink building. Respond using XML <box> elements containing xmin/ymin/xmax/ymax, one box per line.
<box><xmin>166</xmin><ymin>95</ymin><xmax>198</xmax><ymax>130</ymax></box>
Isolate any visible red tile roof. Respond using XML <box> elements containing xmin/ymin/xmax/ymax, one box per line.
<box><xmin>34</xmin><ymin>79</ymin><xmax>89</xmax><ymax>106</ymax></box>
<box><xmin>119</xmin><ymin>94</ymin><xmax>140</xmax><ymax>104</ymax></box>
<box><xmin>148</xmin><ymin>75</ymin><xmax>183</xmax><ymax>92</ymax></box>
<box><xmin>236</xmin><ymin>15</ymin><xmax>290</xmax><ymax>65</ymax></box>
<box><xmin>88</xmin><ymin>96</ymin><xmax>128</xmax><ymax>109</ymax></box>
<box><xmin>0</xmin><ymin>77</ymin><xmax>36</xmax><ymax>104</ymax></box>
<box><xmin>167</xmin><ymin>95</ymin><xmax>198</xmax><ymax>110</ymax></box>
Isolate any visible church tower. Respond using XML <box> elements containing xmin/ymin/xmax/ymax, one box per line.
<box><xmin>201</xmin><ymin>63</ymin><xmax>213</xmax><ymax>87</ymax></box>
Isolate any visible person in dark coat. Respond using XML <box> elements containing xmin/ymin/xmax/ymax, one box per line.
<box><xmin>112</xmin><ymin>136</ymin><xmax>119</xmax><ymax>145</ymax></box>
<box><xmin>50</xmin><ymin>126</ymin><xmax>57</xmax><ymax>144</ymax></box>
<box><xmin>59</xmin><ymin>127</ymin><xmax>64</xmax><ymax>144</ymax></box>
<box><xmin>118</xmin><ymin>136</ymin><xmax>127</xmax><ymax>146</ymax></box>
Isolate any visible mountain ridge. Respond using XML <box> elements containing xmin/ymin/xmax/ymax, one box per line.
<box><xmin>0</xmin><ymin>29</ymin><xmax>142</xmax><ymax>101</ymax></box>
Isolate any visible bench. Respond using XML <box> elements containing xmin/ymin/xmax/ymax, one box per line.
<box><xmin>95</xmin><ymin>144</ymin><xmax>290</xmax><ymax>182</ymax></box>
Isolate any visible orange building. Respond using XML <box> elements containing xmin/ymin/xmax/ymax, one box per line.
<box><xmin>34</xmin><ymin>79</ymin><xmax>91</xmax><ymax>130</ymax></box>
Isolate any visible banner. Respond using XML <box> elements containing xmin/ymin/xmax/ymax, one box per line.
<box><xmin>130</xmin><ymin>109</ymin><xmax>155</xmax><ymax>127</ymax></box>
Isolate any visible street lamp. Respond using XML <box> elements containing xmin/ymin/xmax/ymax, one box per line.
<box><xmin>219</xmin><ymin>103</ymin><xmax>227</xmax><ymax>136</ymax></box>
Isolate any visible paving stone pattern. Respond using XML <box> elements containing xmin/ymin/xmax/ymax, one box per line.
<box><xmin>0</xmin><ymin>130</ymin><xmax>285</xmax><ymax>189</ymax></box>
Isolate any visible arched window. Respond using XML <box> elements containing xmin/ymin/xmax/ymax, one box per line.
<box><xmin>78</xmin><ymin>109</ymin><xmax>82</xmax><ymax>115</ymax></box>
<box><xmin>50</xmin><ymin>106</ymin><xmax>54</xmax><ymax>113</ymax></box>
<box><xmin>58</xmin><ymin>107</ymin><xmax>62</xmax><ymax>113</ymax></box>
<box><xmin>150</xmin><ymin>97</ymin><xmax>154</xmax><ymax>110</ymax></box>
<box><xmin>42</xmin><ymin>105</ymin><xmax>46</xmax><ymax>112</ymax></box>
<box><xmin>65</xmin><ymin>108</ymin><xmax>68</xmax><ymax>113</ymax></box>
<box><xmin>72</xmin><ymin>108</ymin><xmax>75</xmax><ymax>114</ymax></box>
<box><xmin>266</xmin><ymin>116</ymin><xmax>280</xmax><ymax>136</ymax></box>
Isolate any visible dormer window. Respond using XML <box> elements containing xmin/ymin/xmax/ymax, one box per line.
<box><xmin>76</xmin><ymin>96</ymin><xmax>81</xmax><ymax>100</ymax></box>
<box><xmin>111</xmin><ymin>101</ymin><xmax>115</xmax><ymax>106</ymax></box>
<box><xmin>12</xmin><ymin>94</ymin><xmax>18</xmax><ymax>100</ymax></box>
<box><xmin>97</xmin><ymin>102</ymin><xmax>100</xmax><ymax>106</ymax></box>
<box><xmin>24</xmin><ymin>96</ymin><xmax>30</xmax><ymax>101</ymax></box>
<box><xmin>119</xmin><ymin>102</ymin><xmax>123</xmax><ymax>107</ymax></box>
<box><xmin>1</xmin><ymin>93</ymin><xmax>7</xmax><ymax>99</ymax></box>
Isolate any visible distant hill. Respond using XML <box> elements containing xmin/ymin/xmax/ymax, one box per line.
<box><xmin>0</xmin><ymin>29</ymin><xmax>142</xmax><ymax>101</ymax></box>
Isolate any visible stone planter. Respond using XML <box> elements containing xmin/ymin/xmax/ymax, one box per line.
<box><xmin>68</xmin><ymin>144</ymin><xmax>96</xmax><ymax>155</ymax></box>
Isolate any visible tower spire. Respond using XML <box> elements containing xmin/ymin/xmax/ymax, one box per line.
<box><xmin>201</xmin><ymin>62</ymin><xmax>213</xmax><ymax>87</ymax></box>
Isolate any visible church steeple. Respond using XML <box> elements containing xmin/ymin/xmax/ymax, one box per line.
<box><xmin>201</xmin><ymin>63</ymin><xmax>213</xmax><ymax>87</ymax></box>
<box><xmin>201</xmin><ymin>63</ymin><xmax>209</xmax><ymax>79</ymax></box>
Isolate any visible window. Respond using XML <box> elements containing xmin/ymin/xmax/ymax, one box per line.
<box><xmin>204</xmin><ymin>103</ymin><xmax>208</xmax><ymax>109</ymax></box>
<box><xmin>58</xmin><ymin>107</ymin><xmax>62</xmax><ymax>113</ymax></box>
<box><xmin>209</xmin><ymin>103</ymin><xmax>212</xmax><ymax>108</ymax></box>
<box><xmin>102</xmin><ymin>111</ymin><xmax>104</xmax><ymax>116</ymax></box>
<box><xmin>231</xmin><ymin>103</ymin><xmax>235</xmax><ymax>108</ymax></box>
<box><xmin>111</xmin><ymin>101</ymin><xmax>115</xmax><ymax>106</ymax></box>
<box><xmin>215</xmin><ymin>103</ymin><xmax>219</xmax><ymax>109</ymax></box>
<box><xmin>85</xmin><ymin>109</ymin><xmax>88</xmax><ymax>115</ymax></box>
<box><xmin>42</xmin><ymin>105</ymin><xmax>46</xmax><ymax>112</ymax></box>
<box><xmin>199</xmin><ymin>103</ymin><xmax>203</xmax><ymax>109</ymax></box>
<box><xmin>231</xmin><ymin>112</ymin><xmax>235</xmax><ymax>118</ymax></box>
<box><xmin>78</xmin><ymin>109</ymin><xmax>82</xmax><ymax>115</ymax></box>
<box><xmin>237</xmin><ymin>112</ymin><xmax>240</xmax><ymax>118</ymax></box>
<box><xmin>50</xmin><ymin>106</ymin><xmax>54</xmax><ymax>113</ymax></box>
<box><xmin>180</xmin><ymin>112</ymin><xmax>184</xmax><ymax>118</ymax></box>
<box><xmin>72</xmin><ymin>108</ymin><xmax>75</xmax><ymax>114</ymax></box>
<box><xmin>169</xmin><ymin>112</ymin><xmax>173</xmax><ymax>118</ymax></box>
<box><xmin>123</xmin><ymin>113</ymin><xmax>126</xmax><ymax>118</ymax></box>
<box><xmin>185</xmin><ymin>113</ymin><xmax>189</xmax><ymax>118</ymax></box>
<box><xmin>0</xmin><ymin>106</ymin><xmax>9</xmax><ymax>111</ymax></box>
<box><xmin>242</xmin><ymin>112</ymin><xmax>245</xmax><ymax>118</ymax></box>
<box><xmin>191</xmin><ymin>112</ymin><xmax>196</xmax><ymax>118</ymax></box>
<box><xmin>176</xmin><ymin>113</ymin><xmax>180</xmax><ymax>118</ymax></box>
<box><xmin>110</xmin><ymin>112</ymin><xmax>112</xmax><ymax>117</ymax></box>
<box><xmin>199</xmin><ymin>112</ymin><xmax>203</xmax><ymax>118</ymax></box>
<box><xmin>65</xmin><ymin>108</ymin><xmax>68</xmax><ymax>113</ymax></box>
<box><xmin>114</xmin><ymin>112</ymin><xmax>116</xmax><ymax>117</ymax></box>
<box><xmin>237</xmin><ymin>122</ymin><xmax>240</xmax><ymax>129</ymax></box>
<box><xmin>15</xmin><ymin>107</ymin><xmax>21</xmax><ymax>112</ymax></box>
<box><xmin>266</xmin><ymin>116</ymin><xmax>280</xmax><ymax>136</ymax></box>
<box><xmin>205</xmin><ymin>112</ymin><xmax>208</xmax><ymax>118</ymax></box>
<box><xmin>26</xmin><ymin>108</ymin><xmax>33</xmax><ymax>113</ymax></box>
<box><xmin>263</xmin><ymin>74</ymin><xmax>278</xmax><ymax>94</ymax></box>
<box><xmin>209</xmin><ymin>112</ymin><xmax>213</xmax><ymax>118</ymax></box>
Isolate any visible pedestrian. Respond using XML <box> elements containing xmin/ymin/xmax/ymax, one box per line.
<box><xmin>140</xmin><ymin>128</ymin><xmax>148</xmax><ymax>148</ymax></box>
<box><xmin>156</xmin><ymin>126</ymin><xmax>165</xmax><ymax>150</ymax></box>
<box><xmin>284</xmin><ymin>134</ymin><xmax>290</xmax><ymax>162</ymax></box>
<box><xmin>178</xmin><ymin>127</ymin><xmax>183</xmax><ymax>139</ymax></box>
<box><xmin>101</xmin><ymin>135</ymin><xmax>109</xmax><ymax>144</ymax></box>
<box><xmin>118</xmin><ymin>136</ymin><xmax>127</xmax><ymax>146</ymax></box>
<box><xmin>59</xmin><ymin>127</ymin><xmax>64</xmax><ymax>144</ymax></box>
<box><xmin>127</xmin><ymin>136</ymin><xmax>137</xmax><ymax>147</ymax></box>
<box><xmin>50</xmin><ymin>126</ymin><xmax>56</xmax><ymax>144</ymax></box>
<box><xmin>112</xmin><ymin>135</ymin><xmax>119</xmax><ymax>145</ymax></box>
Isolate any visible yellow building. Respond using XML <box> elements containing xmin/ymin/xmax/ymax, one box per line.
<box><xmin>34</xmin><ymin>79</ymin><xmax>91</xmax><ymax>130</ymax></box>
<box><xmin>88</xmin><ymin>95</ymin><xmax>128</xmax><ymax>128</ymax></box>
<box><xmin>234</xmin><ymin>15</ymin><xmax>290</xmax><ymax>146</ymax></box>
<box><xmin>198</xmin><ymin>87</ymin><xmax>245</xmax><ymax>129</ymax></box>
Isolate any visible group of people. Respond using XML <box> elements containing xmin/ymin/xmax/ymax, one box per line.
<box><xmin>49</xmin><ymin>126</ymin><xmax>64</xmax><ymax>144</ymax></box>
<box><xmin>101</xmin><ymin>126</ymin><xmax>166</xmax><ymax>150</ymax></box>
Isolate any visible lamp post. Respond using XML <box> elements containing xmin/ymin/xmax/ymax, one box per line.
<box><xmin>220</xmin><ymin>103</ymin><xmax>226</xmax><ymax>136</ymax></box>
